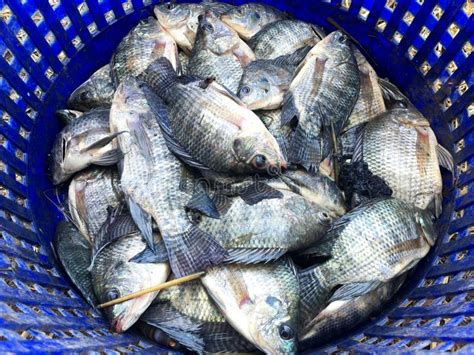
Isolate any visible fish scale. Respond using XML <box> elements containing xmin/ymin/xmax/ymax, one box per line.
<box><xmin>249</xmin><ymin>20</ymin><xmax>321</xmax><ymax>59</ymax></box>
<box><xmin>355</xmin><ymin>108</ymin><xmax>443</xmax><ymax>215</ymax></box>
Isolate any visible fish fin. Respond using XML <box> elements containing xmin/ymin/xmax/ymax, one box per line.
<box><xmin>436</xmin><ymin>144</ymin><xmax>454</xmax><ymax>174</ymax></box>
<box><xmin>92</xmin><ymin>148</ymin><xmax>123</xmax><ymax>166</ymax></box>
<box><xmin>281</xmin><ymin>92</ymin><xmax>299</xmax><ymax>126</ymax></box>
<box><xmin>272</xmin><ymin>46</ymin><xmax>312</xmax><ymax>67</ymax></box>
<box><xmin>426</xmin><ymin>193</ymin><xmax>443</xmax><ymax>219</ymax></box>
<box><xmin>186</xmin><ymin>183</ymin><xmax>220</xmax><ymax>219</ymax></box>
<box><xmin>298</xmin><ymin>268</ymin><xmax>331</xmax><ymax>324</ymax></box>
<box><xmin>211</xmin><ymin>193</ymin><xmax>234</xmax><ymax>216</ymax></box>
<box><xmin>378</xmin><ymin>77</ymin><xmax>410</xmax><ymax>107</ymax></box>
<box><xmin>127</xmin><ymin>197</ymin><xmax>155</xmax><ymax>253</ymax></box>
<box><xmin>152</xmin><ymin>98</ymin><xmax>210</xmax><ymax>170</ymax></box>
<box><xmin>288</xmin><ymin>126</ymin><xmax>322</xmax><ymax>172</ymax></box>
<box><xmin>142</xmin><ymin>304</ymin><xmax>205</xmax><ymax>353</ymax></box>
<box><xmin>351</xmin><ymin>127</ymin><xmax>365</xmax><ymax>163</ymax></box>
<box><xmin>129</xmin><ymin>239</ymin><xmax>169</xmax><ymax>263</ymax></box>
<box><xmin>164</xmin><ymin>225</ymin><xmax>227</xmax><ymax>277</ymax></box>
<box><xmin>83</xmin><ymin>131</ymin><xmax>124</xmax><ymax>152</ymax></box>
<box><xmin>238</xmin><ymin>181</ymin><xmax>284</xmax><ymax>205</ymax></box>
<box><xmin>128</xmin><ymin>113</ymin><xmax>154</xmax><ymax>162</ymax></box>
<box><xmin>329</xmin><ymin>281</ymin><xmax>384</xmax><ymax>302</ymax></box>
<box><xmin>225</xmin><ymin>248</ymin><xmax>287</xmax><ymax>264</ymax></box>
<box><xmin>310</xmin><ymin>24</ymin><xmax>326</xmax><ymax>40</ymax></box>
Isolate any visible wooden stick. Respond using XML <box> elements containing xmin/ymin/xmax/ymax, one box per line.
<box><xmin>97</xmin><ymin>271</ymin><xmax>206</xmax><ymax>309</ymax></box>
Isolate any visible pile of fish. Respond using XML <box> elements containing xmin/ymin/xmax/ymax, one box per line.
<box><xmin>49</xmin><ymin>2</ymin><xmax>454</xmax><ymax>353</ymax></box>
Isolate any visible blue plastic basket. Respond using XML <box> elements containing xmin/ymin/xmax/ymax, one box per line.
<box><xmin>0</xmin><ymin>0</ymin><xmax>471</xmax><ymax>352</ymax></box>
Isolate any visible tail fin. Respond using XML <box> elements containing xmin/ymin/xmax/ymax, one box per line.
<box><xmin>299</xmin><ymin>267</ymin><xmax>331</xmax><ymax>327</ymax></box>
<box><xmin>164</xmin><ymin>225</ymin><xmax>227</xmax><ymax>277</ymax></box>
<box><xmin>288</xmin><ymin>125</ymin><xmax>322</xmax><ymax>172</ymax></box>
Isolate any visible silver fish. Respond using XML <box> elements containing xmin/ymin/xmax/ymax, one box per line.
<box><xmin>353</xmin><ymin>107</ymin><xmax>454</xmax><ymax>217</ymax></box>
<box><xmin>249</xmin><ymin>19</ymin><xmax>323</xmax><ymax>60</ymax></box>
<box><xmin>109</xmin><ymin>77</ymin><xmax>226</xmax><ymax>277</ymax></box>
<box><xmin>141</xmin><ymin>58</ymin><xmax>286</xmax><ymax>175</ymax></box>
<box><xmin>221</xmin><ymin>3</ymin><xmax>289</xmax><ymax>40</ymax></box>
<box><xmin>281</xmin><ymin>31</ymin><xmax>360</xmax><ymax>172</ymax></box>
<box><xmin>68</xmin><ymin>167</ymin><xmax>123</xmax><ymax>243</ymax></box>
<box><xmin>202</xmin><ymin>259</ymin><xmax>300</xmax><ymax>354</ymax></box>
<box><xmin>298</xmin><ymin>198</ymin><xmax>436</xmax><ymax>326</ymax></box>
<box><xmin>50</xmin><ymin>108</ymin><xmax>122</xmax><ymax>185</ymax></box>
<box><xmin>111</xmin><ymin>17</ymin><xmax>180</xmax><ymax>85</ymax></box>
<box><xmin>68</xmin><ymin>64</ymin><xmax>115</xmax><ymax>111</ymax></box>
<box><xmin>188</xmin><ymin>11</ymin><xmax>256</xmax><ymax>93</ymax></box>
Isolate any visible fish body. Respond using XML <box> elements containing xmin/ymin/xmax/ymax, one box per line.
<box><xmin>344</xmin><ymin>48</ymin><xmax>386</xmax><ymax>132</ymax></box>
<box><xmin>282</xmin><ymin>31</ymin><xmax>360</xmax><ymax>172</ymax></box>
<box><xmin>189</xmin><ymin>11</ymin><xmax>256</xmax><ymax>93</ymax></box>
<box><xmin>196</xmin><ymin>188</ymin><xmax>334</xmax><ymax>263</ymax></box>
<box><xmin>68</xmin><ymin>64</ymin><xmax>115</xmax><ymax>111</ymax></box>
<box><xmin>257</xmin><ymin>109</ymin><xmax>292</xmax><ymax>159</ymax></box>
<box><xmin>298</xmin><ymin>198</ymin><xmax>436</xmax><ymax>325</ymax></box>
<box><xmin>92</xmin><ymin>231</ymin><xmax>170</xmax><ymax>333</ymax></box>
<box><xmin>249</xmin><ymin>20</ymin><xmax>322</xmax><ymax>60</ymax></box>
<box><xmin>178</xmin><ymin>51</ymin><xmax>189</xmax><ymax>75</ymax></box>
<box><xmin>141</xmin><ymin>58</ymin><xmax>286</xmax><ymax>175</ymax></box>
<box><xmin>221</xmin><ymin>3</ymin><xmax>289</xmax><ymax>40</ymax></box>
<box><xmin>54</xmin><ymin>221</ymin><xmax>97</xmax><ymax>307</ymax></box>
<box><xmin>202</xmin><ymin>259</ymin><xmax>299</xmax><ymax>354</ymax></box>
<box><xmin>68</xmin><ymin>167</ymin><xmax>123</xmax><ymax>243</ymax></box>
<box><xmin>111</xmin><ymin>17</ymin><xmax>179</xmax><ymax>85</ymax></box>
<box><xmin>50</xmin><ymin>108</ymin><xmax>121</xmax><ymax>185</ymax></box>
<box><xmin>110</xmin><ymin>77</ymin><xmax>226</xmax><ymax>277</ymax></box>
<box><xmin>300</xmin><ymin>276</ymin><xmax>405</xmax><ymax>348</ymax></box>
<box><xmin>141</xmin><ymin>281</ymin><xmax>255</xmax><ymax>353</ymax></box>
<box><xmin>353</xmin><ymin>107</ymin><xmax>445</xmax><ymax>216</ymax></box>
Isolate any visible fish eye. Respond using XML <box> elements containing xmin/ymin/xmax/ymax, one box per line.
<box><xmin>336</xmin><ymin>33</ymin><xmax>347</xmax><ymax>44</ymax></box>
<box><xmin>240</xmin><ymin>86</ymin><xmax>251</xmax><ymax>95</ymax></box>
<box><xmin>237</xmin><ymin>9</ymin><xmax>244</xmax><ymax>15</ymax></box>
<box><xmin>319</xmin><ymin>211</ymin><xmax>332</xmax><ymax>221</ymax></box>
<box><xmin>253</xmin><ymin>12</ymin><xmax>261</xmax><ymax>20</ymax></box>
<box><xmin>278</xmin><ymin>323</ymin><xmax>295</xmax><ymax>340</ymax></box>
<box><xmin>252</xmin><ymin>154</ymin><xmax>267</xmax><ymax>169</ymax></box>
<box><xmin>80</xmin><ymin>91</ymin><xmax>92</xmax><ymax>101</ymax></box>
<box><xmin>202</xmin><ymin>23</ymin><xmax>214</xmax><ymax>32</ymax></box>
<box><xmin>105</xmin><ymin>288</ymin><xmax>120</xmax><ymax>302</ymax></box>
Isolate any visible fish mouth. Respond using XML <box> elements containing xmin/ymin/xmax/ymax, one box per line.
<box><xmin>52</xmin><ymin>168</ymin><xmax>71</xmax><ymax>185</ymax></box>
<box><xmin>110</xmin><ymin>317</ymin><xmax>126</xmax><ymax>333</ymax></box>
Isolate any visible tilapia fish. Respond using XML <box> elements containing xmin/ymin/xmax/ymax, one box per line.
<box><xmin>221</xmin><ymin>3</ymin><xmax>289</xmax><ymax>40</ymax></box>
<box><xmin>300</xmin><ymin>275</ymin><xmax>405</xmax><ymax>348</ymax></box>
<box><xmin>282</xmin><ymin>31</ymin><xmax>360</xmax><ymax>172</ymax></box>
<box><xmin>141</xmin><ymin>58</ymin><xmax>286</xmax><ymax>175</ymax></box>
<box><xmin>92</xmin><ymin>226</ymin><xmax>169</xmax><ymax>333</ymax></box>
<box><xmin>111</xmin><ymin>17</ymin><xmax>179</xmax><ymax>85</ymax></box>
<box><xmin>298</xmin><ymin>198</ymin><xmax>436</xmax><ymax>326</ymax></box>
<box><xmin>239</xmin><ymin>46</ymin><xmax>310</xmax><ymax>110</ymax></box>
<box><xmin>344</xmin><ymin>48</ymin><xmax>386</xmax><ymax>132</ymax></box>
<box><xmin>141</xmin><ymin>281</ymin><xmax>255</xmax><ymax>353</ymax></box>
<box><xmin>68</xmin><ymin>167</ymin><xmax>123</xmax><ymax>243</ymax></box>
<box><xmin>195</xmin><ymin>187</ymin><xmax>334</xmax><ymax>263</ymax></box>
<box><xmin>257</xmin><ymin>109</ymin><xmax>292</xmax><ymax>159</ymax></box>
<box><xmin>68</xmin><ymin>64</ymin><xmax>115</xmax><ymax>111</ymax></box>
<box><xmin>188</xmin><ymin>11</ymin><xmax>256</xmax><ymax>94</ymax></box>
<box><xmin>249</xmin><ymin>19</ymin><xmax>323</xmax><ymax>60</ymax></box>
<box><xmin>353</xmin><ymin>107</ymin><xmax>454</xmax><ymax>217</ymax></box>
<box><xmin>110</xmin><ymin>77</ymin><xmax>226</xmax><ymax>277</ymax></box>
<box><xmin>154</xmin><ymin>2</ymin><xmax>234</xmax><ymax>54</ymax></box>
<box><xmin>202</xmin><ymin>258</ymin><xmax>300</xmax><ymax>354</ymax></box>
<box><xmin>178</xmin><ymin>50</ymin><xmax>189</xmax><ymax>75</ymax></box>
<box><xmin>280</xmin><ymin>169</ymin><xmax>346</xmax><ymax>217</ymax></box>
<box><xmin>54</xmin><ymin>221</ymin><xmax>97</xmax><ymax>307</ymax></box>
<box><xmin>50</xmin><ymin>108</ymin><xmax>122</xmax><ymax>185</ymax></box>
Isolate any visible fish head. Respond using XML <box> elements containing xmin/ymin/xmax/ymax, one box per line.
<box><xmin>248</xmin><ymin>295</ymin><xmax>298</xmax><ymax>354</ymax></box>
<box><xmin>68</xmin><ymin>81</ymin><xmax>103</xmax><ymax>112</ymax></box>
<box><xmin>233</xmin><ymin>129</ymin><xmax>287</xmax><ymax>175</ymax></box>
<box><xmin>312</xmin><ymin>31</ymin><xmax>353</xmax><ymax>64</ymax></box>
<box><xmin>154</xmin><ymin>3</ymin><xmax>194</xmax><ymax>30</ymax></box>
<box><xmin>98</xmin><ymin>261</ymin><xmax>170</xmax><ymax>333</ymax></box>
<box><xmin>198</xmin><ymin>11</ymin><xmax>239</xmax><ymax>54</ymax></box>
<box><xmin>221</xmin><ymin>4</ymin><xmax>264</xmax><ymax>40</ymax></box>
<box><xmin>51</xmin><ymin>131</ymin><xmax>83</xmax><ymax>184</ymax></box>
<box><xmin>415</xmin><ymin>209</ymin><xmax>437</xmax><ymax>246</ymax></box>
<box><xmin>239</xmin><ymin>66</ymin><xmax>288</xmax><ymax>110</ymax></box>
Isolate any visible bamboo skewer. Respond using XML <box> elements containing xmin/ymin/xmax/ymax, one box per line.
<box><xmin>97</xmin><ymin>271</ymin><xmax>206</xmax><ymax>309</ymax></box>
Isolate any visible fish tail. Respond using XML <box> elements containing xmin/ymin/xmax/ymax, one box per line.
<box><xmin>299</xmin><ymin>267</ymin><xmax>331</xmax><ymax>326</ymax></box>
<box><xmin>164</xmin><ymin>225</ymin><xmax>227</xmax><ymax>277</ymax></box>
<box><xmin>281</xmin><ymin>93</ymin><xmax>299</xmax><ymax>126</ymax></box>
<box><xmin>288</xmin><ymin>125</ymin><xmax>322</xmax><ymax>172</ymax></box>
